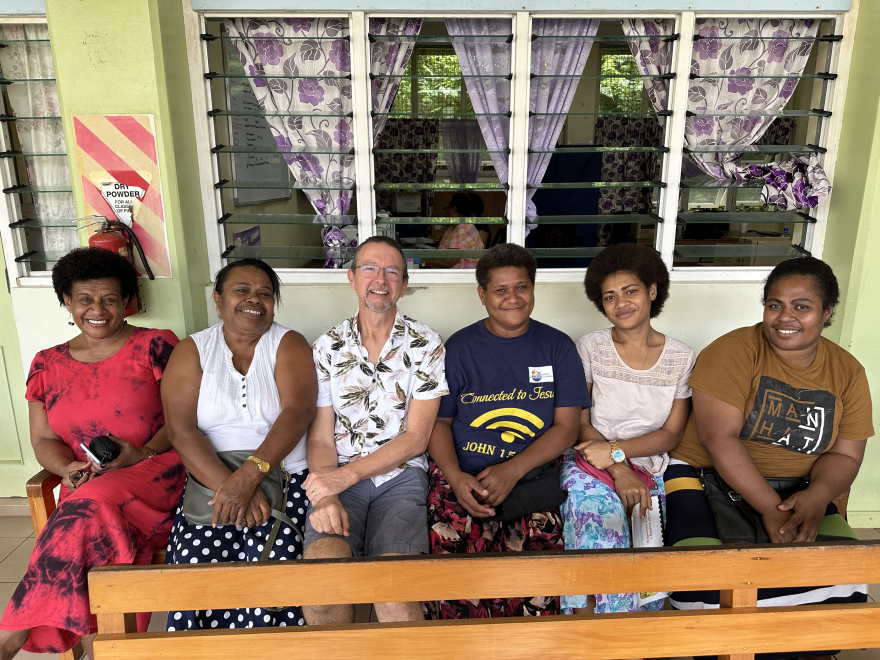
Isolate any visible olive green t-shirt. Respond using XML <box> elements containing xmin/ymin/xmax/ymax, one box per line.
<box><xmin>671</xmin><ymin>323</ymin><xmax>874</xmax><ymax>477</ymax></box>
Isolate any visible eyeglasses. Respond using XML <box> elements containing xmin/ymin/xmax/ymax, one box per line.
<box><xmin>356</xmin><ymin>265</ymin><xmax>404</xmax><ymax>280</ymax></box>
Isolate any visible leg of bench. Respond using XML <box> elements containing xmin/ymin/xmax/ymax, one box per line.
<box><xmin>60</xmin><ymin>641</ymin><xmax>83</xmax><ymax>660</ymax></box>
<box><xmin>97</xmin><ymin>612</ymin><xmax>138</xmax><ymax>635</ymax></box>
<box><xmin>26</xmin><ymin>469</ymin><xmax>61</xmax><ymax>538</ymax></box>
<box><xmin>719</xmin><ymin>587</ymin><xmax>758</xmax><ymax>660</ymax></box>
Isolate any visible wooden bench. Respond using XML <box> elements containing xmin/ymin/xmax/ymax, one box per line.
<box><xmin>26</xmin><ymin>469</ymin><xmax>167</xmax><ymax>660</ymax></box>
<box><xmin>87</xmin><ymin>541</ymin><xmax>880</xmax><ymax>660</ymax></box>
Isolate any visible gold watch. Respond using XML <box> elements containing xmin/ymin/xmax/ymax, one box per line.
<box><xmin>608</xmin><ymin>439</ymin><xmax>626</xmax><ymax>463</ymax></box>
<box><xmin>246</xmin><ymin>455</ymin><xmax>270</xmax><ymax>474</ymax></box>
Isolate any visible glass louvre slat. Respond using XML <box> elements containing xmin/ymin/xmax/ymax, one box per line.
<box><xmin>687</xmin><ymin>110</ymin><xmax>830</xmax><ymax>117</ymax></box>
<box><xmin>13</xmin><ymin>250</ymin><xmax>69</xmax><ymax>263</ymax></box>
<box><xmin>0</xmin><ymin>151</ymin><xmax>66</xmax><ymax>158</ymax></box>
<box><xmin>529</xmin><ymin>146</ymin><xmax>668</xmax><ymax>154</ymax></box>
<box><xmin>372</xmin><ymin>112</ymin><xmax>509</xmax><ymax>118</ymax></box>
<box><xmin>528</xmin><ymin>181</ymin><xmax>665</xmax><ymax>190</ymax></box>
<box><xmin>0</xmin><ymin>115</ymin><xmax>62</xmax><ymax>121</ymax></box>
<box><xmin>202</xmin><ymin>34</ymin><xmax>348</xmax><ymax>41</ymax></box>
<box><xmin>673</xmin><ymin>245</ymin><xmax>805</xmax><ymax>259</ymax></box>
<box><xmin>693</xmin><ymin>35</ymin><xmax>841</xmax><ymax>41</ymax></box>
<box><xmin>533</xmin><ymin>34</ymin><xmax>679</xmax><ymax>42</ymax></box>
<box><xmin>206</xmin><ymin>73</ymin><xmax>351</xmax><ymax>80</ymax></box>
<box><xmin>0</xmin><ymin>77</ymin><xmax>56</xmax><ymax>83</ymax></box>
<box><xmin>369</xmin><ymin>35</ymin><xmax>513</xmax><ymax>43</ymax></box>
<box><xmin>528</xmin><ymin>248</ymin><xmax>605</xmax><ymax>258</ymax></box>
<box><xmin>373</xmin><ymin>148</ymin><xmax>509</xmax><ymax>154</ymax></box>
<box><xmin>377</xmin><ymin>216</ymin><xmax>506</xmax><ymax>225</ymax></box>
<box><xmin>371</xmin><ymin>74</ymin><xmax>512</xmax><ymax>79</ymax></box>
<box><xmin>209</xmin><ymin>111</ymin><xmax>352</xmax><ymax>118</ymax></box>
<box><xmin>218</xmin><ymin>214</ymin><xmax>357</xmax><ymax>226</ymax></box>
<box><xmin>223</xmin><ymin>246</ymin><xmax>328</xmax><ymax>261</ymax></box>
<box><xmin>212</xmin><ymin>146</ymin><xmax>354</xmax><ymax>155</ymax></box>
<box><xmin>0</xmin><ymin>39</ymin><xmax>51</xmax><ymax>43</ymax></box>
<box><xmin>691</xmin><ymin>73</ymin><xmax>836</xmax><ymax>79</ymax></box>
<box><xmin>216</xmin><ymin>180</ymin><xmax>354</xmax><ymax>191</ymax></box>
<box><xmin>375</xmin><ymin>183</ymin><xmax>509</xmax><ymax>191</ymax></box>
<box><xmin>9</xmin><ymin>218</ymin><xmax>78</xmax><ymax>228</ymax></box>
<box><xmin>531</xmin><ymin>110</ymin><xmax>671</xmax><ymax>117</ymax></box>
<box><xmin>678</xmin><ymin>212</ymin><xmax>814</xmax><ymax>225</ymax></box>
<box><xmin>684</xmin><ymin>144</ymin><xmax>826</xmax><ymax>154</ymax></box>
<box><xmin>402</xmin><ymin>249</ymin><xmax>487</xmax><ymax>258</ymax></box>
<box><xmin>680</xmin><ymin>179</ymin><xmax>765</xmax><ymax>189</ymax></box>
<box><xmin>3</xmin><ymin>184</ymin><xmax>73</xmax><ymax>194</ymax></box>
<box><xmin>532</xmin><ymin>213</ymin><xmax>661</xmax><ymax>225</ymax></box>
<box><xmin>532</xmin><ymin>73</ymin><xmax>675</xmax><ymax>79</ymax></box>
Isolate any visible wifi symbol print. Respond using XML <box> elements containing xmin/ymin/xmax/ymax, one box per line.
<box><xmin>469</xmin><ymin>408</ymin><xmax>546</xmax><ymax>443</ymax></box>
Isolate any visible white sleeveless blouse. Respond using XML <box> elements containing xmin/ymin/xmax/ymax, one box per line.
<box><xmin>190</xmin><ymin>321</ymin><xmax>307</xmax><ymax>474</ymax></box>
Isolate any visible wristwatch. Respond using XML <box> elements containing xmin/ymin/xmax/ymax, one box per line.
<box><xmin>246</xmin><ymin>455</ymin><xmax>270</xmax><ymax>474</ymax></box>
<box><xmin>142</xmin><ymin>446</ymin><xmax>158</xmax><ymax>459</ymax></box>
<box><xmin>608</xmin><ymin>439</ymin><xmax>626</xmax><ymax>464</ymax></box>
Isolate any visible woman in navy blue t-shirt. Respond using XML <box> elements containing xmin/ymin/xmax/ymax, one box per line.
<box><xmin>425</xmin><ymin>244</ymin><xmax>590</xmax><ymax>620</ymax></box>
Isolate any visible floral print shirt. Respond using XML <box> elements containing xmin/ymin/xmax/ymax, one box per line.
<box><xmin>313</xmin><ymin>310</ymin><xmax>449</xmax><ymax>486</ymax></box>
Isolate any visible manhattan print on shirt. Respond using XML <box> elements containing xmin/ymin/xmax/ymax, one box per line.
<box><xmin>739</xmin><ymin>376</ymin><xmax>836</xmax><ymax>455</ymax></box>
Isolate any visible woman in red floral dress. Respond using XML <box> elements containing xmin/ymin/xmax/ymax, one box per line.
<box><xmin>0</xmin><ymin>248</ymin><xmax>185</xmax><ymax>659</ymax></box>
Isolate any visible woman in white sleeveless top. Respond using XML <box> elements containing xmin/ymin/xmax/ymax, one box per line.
<box><xmin>161</xmin><ymin>259</ymin><xmax>317</xmax><ymax>632</ymax></box>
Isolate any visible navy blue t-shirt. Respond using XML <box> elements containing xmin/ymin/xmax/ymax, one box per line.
<box><xmin>438</xmin><ymin>319</ymin><xmax>591</xmax><ymax>473</ymax></box>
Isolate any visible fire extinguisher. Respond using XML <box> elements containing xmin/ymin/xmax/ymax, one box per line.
<box><xmin>88</xmin><ymin>219</ymin><xmax>155</xmax><ymax>317</ymax></box>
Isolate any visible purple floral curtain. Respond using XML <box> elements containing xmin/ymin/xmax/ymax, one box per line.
<box><xmin>224</xmin><ymin>18</ymin><xmax>358</xmax><ymax>217</ymax></box>
<box><xmin>369</xmin><ymin>18</ymin><xmax>423</xmax><ymax>142</ymax></box>
<box><xmin>447</xmin><ymin>19</ymin><xmax>599</xmax><ymax>222</ymax></box>
<box><xmin>596</xmin><ymin>116</ymin><xmax>663</xmax><ymax>214</ymax></box>
<box><xmin>621</xmin><ymin>18</ymin><xmax>830</xmax><ymax>210</ymax></box>
<box><xmin>374</xmin><ymin>118</ymin><xmax>440</xmax><ymax>214</ymax></box>
<box><xmin>440</xmin><ymin>119</ymin><xmax>483</xmax><ymax>184</ymax></box>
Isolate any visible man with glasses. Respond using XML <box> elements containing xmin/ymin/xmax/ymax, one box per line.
<box><xmin>302</xmin><ymin>236</ymin><xmax>448</xmax><ymax>624</ymax></box>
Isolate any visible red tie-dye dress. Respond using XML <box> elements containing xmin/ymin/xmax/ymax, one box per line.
<box><xmin>0</xmin><ymin>327</ymin><xmax>186</xmax><ymax>653</ymax></box>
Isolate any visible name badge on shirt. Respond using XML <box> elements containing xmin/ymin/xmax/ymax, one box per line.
<box><xmin>529</xmin><ymin>366</ymin><xmax>554</xmax><ymax>383</ymax></box>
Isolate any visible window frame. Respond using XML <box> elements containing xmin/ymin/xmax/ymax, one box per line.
<box><xmin>185</xmin><ymin>7</ymin><xmax>855</xmax><ymax>286</ymax></box>
<box><xmin>0</xmin><ymin>14</ymin><xmax>64</xmax><ymax>288</ymax></box>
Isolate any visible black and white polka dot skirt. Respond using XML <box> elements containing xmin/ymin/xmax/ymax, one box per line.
<box><xmin>164</xmin><ymin>469</ymin><xmax>310</xmax><ymax>631</ymax></box>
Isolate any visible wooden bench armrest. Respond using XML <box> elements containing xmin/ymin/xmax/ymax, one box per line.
<box><xmin>26</xmin><ymin>469</ymin><xmax>61</xmax><ymax>538</ymax></box>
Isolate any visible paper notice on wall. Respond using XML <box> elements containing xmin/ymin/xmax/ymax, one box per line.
<box><xmin>100</xmin><ymin>180</ymin><xmax>148</xmax><ymax>226</ymax></box>
<box><xmin>73</xmin><ymin>114</ymin><xmax>171</xmax><ymax>278</ymax></box>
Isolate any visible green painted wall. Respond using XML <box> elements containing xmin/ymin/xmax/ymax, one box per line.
<box><xmin>821</xmin><ymin>0</ymin><xmax>880</xmax><ymax>526</ymax></box>
<box><xmin>45</xmin><ymin>0</ymin><xmax>209</xmax><ymax>339</ymax></box>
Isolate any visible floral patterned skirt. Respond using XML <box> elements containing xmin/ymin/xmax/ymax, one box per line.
<box><xmin>559</xmin><ymin>458</ymin><xmax>666</xmax><ymax>612</ymax></box>
<box><xmin>425</xmin><ymin>461</ymin><xmax>563</xmax><ymax>619</ymax></box>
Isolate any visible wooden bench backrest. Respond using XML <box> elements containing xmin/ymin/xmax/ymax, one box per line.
<box><xmin>89</xmin><ymin>542</ymin><xmax>880</xmax><ymax>660</ymax></box>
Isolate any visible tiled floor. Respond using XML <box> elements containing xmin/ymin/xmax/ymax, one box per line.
<box><xmin>0</xmin><ymin>515</ymin><xmax>878</xmax><ymax>659</ymax></box>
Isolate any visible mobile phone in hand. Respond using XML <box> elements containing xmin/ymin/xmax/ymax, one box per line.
<box><xmin>80</xmin><ymin>442</ymin><xmax>103</xmax><ymax>467</ymax></box>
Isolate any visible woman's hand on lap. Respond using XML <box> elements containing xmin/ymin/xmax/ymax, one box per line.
<box><xmin>761</xmin><ymin>508</ymin><xmax>794</xmax><ymax>543</ymax></box>
<box><xmin>447</xmin><ymin>471</ymin><xmax>495</xmax><ymax>518</ymax></box>
<box><xmin>303</xmin><ymin>467</ymin><xmax>354</xmax><ymax>506</ymax></box>
<box><xmin>62</xmin><ymin>460</ymin><xmax>94</xmax><ymax>492</ymax></box>
<box><xmin>777</xmin><ymin>489</ymin><xmax>826</xmax><ymax>542</ymax></box>
<box><xmin>609</xmin><ymin>464</ymin><xmax>650</xmax><ymax>517</ymax></box>
<box><xmin>238</xmin><ymin>487</ymin><xmax>271</xmax><ymax>529</ymax></box>
<box><xmin>209</xmin><ymin>468</ymin><xmax>260</xmax><ymax>527</ymax></box>
<box><xmin>476</xmin><ymin>461</ymin><xmax>521</xmax><ymax>507</ymax></box>
<box><xmin>575</xmin><ymin>439</ymin><xmax>614</xmax><ymax>470</ymax></box>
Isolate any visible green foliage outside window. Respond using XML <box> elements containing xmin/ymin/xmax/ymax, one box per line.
<box><xmin>389</xmin><ymin>48</ymin><xmax>473</xmax><ymax>115</ymax></box>
<box><xmin>599</xmin><ymin>47</ymin><xmax>643</xmax><ymax>114</ymax></box>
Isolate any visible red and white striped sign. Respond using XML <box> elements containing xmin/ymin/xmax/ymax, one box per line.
<box><xmin>74</xmin><ymin>114</ymin><xmax>172</xmax><ymax>278</ymax></box>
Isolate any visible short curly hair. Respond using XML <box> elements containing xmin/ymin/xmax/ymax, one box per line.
<box><xmin>51</xmin><ymin>247</ymin><xmax>139</xmax><ymax>306</ymax></box>
<box><xmin>476</xmin><ymin>243</ymin><xmax>537</xmax><ymax>289</ymax></box>
<box><xmin>762</xmin><ymin>257</ymin><xmax>839</xmax><ymax>328</ymax></box>
<box><xmin>584</xmin><ymin>244</ymin><xmax>670</xmax><ymax>318</ymax></box>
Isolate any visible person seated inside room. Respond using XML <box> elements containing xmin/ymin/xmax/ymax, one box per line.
<box><xmin>421</xmin><ymin>192</ymin><xmax>484</xmax><ymax>269</ymax></box>
<box><xmin>425</xmin><ymin>243</ymin><xmax>590</xmax><ymax>619</ymax></box>
<box><xmin>665</xmin><ymin>256</ymin><xmax>873</xmax><ymax>660</ymax></box>
<box><xmin>560</xmin><ymin>243</ymin><xmax>695</xmax><ymax>615</ymax></box>
<box><xmin>0</xmin><ymin>248</ymin><xmax>184</xmax><ymax>660</ymax></box>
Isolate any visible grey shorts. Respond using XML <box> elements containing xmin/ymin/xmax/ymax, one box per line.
<box><xmin>304</xmin><ymin>467</ymin><xmax>429</xmax><ymax>557</ymax></box>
